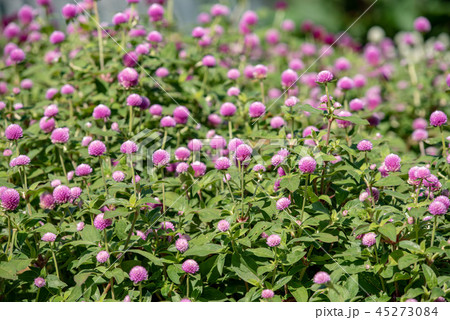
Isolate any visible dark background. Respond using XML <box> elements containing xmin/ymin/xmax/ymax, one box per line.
<box><xmin>1</xmin><ymin>0</ymin><xmax>449</xmax><ymax>42</ymax></box>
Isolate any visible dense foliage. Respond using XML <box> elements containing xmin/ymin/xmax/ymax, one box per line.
<box><xmin>0</xmin><ymin>0</ymin><xmax>449</xmax><ymax>302</ymax></box>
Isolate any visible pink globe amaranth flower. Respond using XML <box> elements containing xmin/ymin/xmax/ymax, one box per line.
<box><xmin>51</xmin><ymin>127</ymin><xmax>70</xmax><ymax>144</ymax></box>
<box><xmin>148</xmin><ymin>3</ymin><xmax>164</xmax><ymax>21</ymax></box>
<box><xmin>384</xmin><ymin>154</ymin><xmax>401</xmax><ymax>172</ymax></box>
<box><xmin>147</xmin><ymin>31</ymin><xmax>163</xmax><ymax>44</ymax></box>
<box><xmin>337</xmin><ymin>77</ymin><xmax>354</xmax><ymax>90</ymax></box>
<box><xmin>265</xmin><ymin>29</ymin><xmax>280</xmax><ymax>45</ymax></box>
<box><xmin>49</xmin><ymin>31</ymin><xmax>65</xmax><ymax>44</ymax></box>
<box><xmin>175</xmin><ymin>238</ymin><xmax>189</xmax><ymax>253</ymax></box>
<box><xmin>253</xmin><ymin>164</ymin><xmax>266</xmax><ymax>172</ymax></box>
<box><xmin>313</xmin><ymin>271</ymin><xmax>331</xmax><ymax>284</ymax></box>
<box><xmin>44</xmin><ymin>104</ymin><xmax>59</xmax><ymax>117</ymax></box>
<box><xmin>118</xmin><ymin>68</ymin><xmax>139</xmax><ymax>88</ymax></box>
<box><xmin>52</xmin><ymin>180</ymin><xmax>61</xmax><ymax>189</ymax></box>
<box><xmin>18</xmin><ymin>5</ymin><xmax>34</xmax><ymax>24</ymax></box>
<box><xmin>53</xmin><ymin>185</ymin><xmax>71</xmax><ymax>204</ymax></box>
<box><xmin>227</xmin><ymin>69</ymin><xmax>240</xmax><ymax>80</ymax></box>
<box><xmin>202</xmin><ymin>55</ymin><xmax>216</xmax><ymax>67</ymax></box>
<box><xmin>192</xmin><ymin>26</ymin><xmax>206</xmax><ymax>38</ymax></box>
<box><xmin>405</xmin><ymin>298</ymin><xmax>418</xmax><ymax>302</ymax></box>
<box><xmin>316</xmin><ymin>70</ymin><xmax>334</xmax><ymax>84</ymax></box>
<box><xmin>435</xmin><ymin>195</ymin><xmax>450</xmax><ymax>210</ymax></box>
<box><xmin>188</xmin><ymin>139</ymin><xmax>203</xmax><ymax>151</ymax></box>
<box><xmin>276</xmin><ymin>197</ymin><xmax>291</xmax><ymax>211</ymax></box>
<box><xmin>281</xmin><ymin>69</ymin><xmax>298</xmax><ymax>87</ymax></box>
<box><xmin>88</xmin><ymin>140</ymin><xmax>107</xmax><ymax>157</ymax></box>
<box><xmin>112</xmin><ymin>171</ymin><xmax>126</xmax><ymax>182</ymax></box>
<box><xmin>20</xmin><ymin>79</ymin><xmax>33</xmax><ymax>90</ymax></box>
<box><xmin>182</xmin><ymin>259</ymin><xmax>199</xmax><ymax>274</ymax></box>
<box><xmin>40</xmin><ymin>192</ymin><xmax>55</xmax><ymax>210</ymax></box>
<box><xmin>335</xmin><ymin>57</ymin><xmax>351</xmax><ymax>71</ymax></box>
<box><xmin>412</xmin><ymin>129</ymin><xmax>428</xmax><ymax>142</ymax></box>
<box><xmin>220</xmin><ymin>102</ymin><xmax>237</xmax><ymax>117</ymax></box>
<box><xmin>60</xmin><ymin>84</ymin><xmax>74</xmax><ymax>95</ymax></box>
<box><xmin>191</xmin><ymin>161</ymin><xmax>207</xmax><ymax>177</ymax></box>
<box><xmin>96</xmin><ymin>250</ymin><xmax>110</xmax><ymax>263</ymax></box>
<box><xmin>1</xmin><ymin>188</ymin><xmax>20</xmax><ymax>211</ymax></box>
<box><xmin>429</xmin><ymin>201</ymin><xmax>447</xmax><ymax>215</ymax></box>
<box><xmin>3</xmin><ymin>149</ymin><xmax>12</xmax><ymax>157</ymax></box>
<box><xmin>215</xmin><ymin>157</ymin><xmax>231</xmax><ymax>170</ymax></box>
<box><xmin>298</xmin><ymin>156</ymin><xmax>317</xmax><ymax>174</ymax></box>
<box><xmin>357</xmin><ymin>140</ymin><xmax>373</xmax><ymax>151</ymax></box>
<box><xmin>430</xmin><ymin>111</ymin><xmax>447</xmax><ymax>127</ymax></box>
<box><xmin>10</xmin><ymin>48</ymin><xmax>25</xmax><ymax>63</ymax></box>
<box><xmin>12</xmin><ymin>155</ymin><xmax>30</xmax><ymax>167</ymax></box>
<box><xmin>93</xmin><ymin>104</ymin><xmax>111</xmax><ymax>120</ymax></box>
<box><xmin>120</xmin><ymin>141</ymin><xmax>138</xmax><ymax>154</ymax></box>
<box><xmin>414</xmin><ymin>16</ymin><xmax>431</xmax><ymax>33</ymax></box>
<box><xmin>253</xmin><ymin>64</ymin><xmax>268</xmax><ymax>79</ymax></box>
<box><xmin>81</xmin><ymin>136</ymin><xmax>93</xmax><ymax>147</ymax></box>
<box><xmin>46</xmin><ymin>88</ymin><xmax>58</xmax><ymax>100</ymax></box>
<box><xmin>152</xmin><ymin>149</ymin><xmax>170</xmax><ymax>167</ymax></box>
<box><xmin>94</xmin><ymin>213</ymin><xmax>113</xmax><ymax>231</ymax></box>
<box><xmin>267</xmin><ymin>234</ymin><xmax>281</xmax><ymax>247</ymax></box>
<box><xmin>149</xmin><ymin>104</ymin><xmax>162</xmax><ymax>116</ymax></box>
<box><xmin>113</xmin><ymin>13</ymin><xmax>128</xmax><ymax>25</ymax></box>
<box><xmin>211</xmin><ymin>4</ymin><xmax>229</xmax><ymax>16</ymax></box>
<box><xmin>77</xmin><ymin>221</ymin><xmax>85</xmax><ymax>231</ymax></box>
<box><xmin>62</xmin><ymin>4</ymin><xmax>77</xmax><ymax>19</ymax></box>
<box><xmin>249</xmin><ymin>102</ymin><xmax>266</xmax><ymax>118</ymax></box>
<box><xmin>160</xmin><ymin>116</ymin><xmax>176</xmax><ymax>127</ymax></box>
<box><xmin>67</xmin><ymin>171</ymin><xmax>74</xmax><ymax>181</ymax></box>
<box><xmin>155</xmin><ymin>67</ymin><xmax>169</xmax><ymax>78</ymax></box>
<box><xmin>173</xmin><ymin>106</ymin><xmax>190</xmax><ymax>124</ymax></box>
<box><xmin>285</xmin><ymin>96</ymin><xmax>299</xmax><ymax>107</ymax></box>
<box><xmin>261</xmin><ymin>289</ymin><xmax>274</xmax><ymax>299</ymax></box>
<box><xmin>241</xmin><ymin>10</ymin><xmax>258</xmax><ymax>26</ymax></box>
<box><xmin>361</xmin><ymin>232</ymin><xmax>377</xmax><ymax>247</ymax></box>
<box><xmin>217</xmin><ymin>220</ymin><xmax>230</xmax><ymax>232</ymax></box>
<box><xmin>227</xmin><ymin>138</ymin><xmax>243</xmax><ymax>152</ymax></box>
<box><xmin>235</xmin><ymin>144</ymin><xmax>252</xmax><ymax>162</ymax></box>
<box><xmin>210</xmin><ymin>135</ymin><xmax>227</xmax><ymax>149</ymax></box>
<box><xmin>349</xmin><ymin>98</ymin><xmax>364</xmax><ymax>112</ymax></box>
<box><xmin>415</xmin><ymin>167</ymin><xmax>430</xmax><ymax>180</ymax></box>
<box><xmin>228</xmin><ymin>87</ymin><xmax>240</xmax><ymax>97</ymax></box>
<box><xmin>34</xmin><ymin>277</ymin><xmax>46</xmax><ymax>288</ymax></box>
<box><xmin>176</xmin><ymin>162</ymin><xmax>189</xmax><ymax>174</ymax></box>
<box><xmin>271</xmin><ymin>155</ymin><xmax>285</xmax><ymax>167</ymax></box>
<box><xmin>5</xmin><ymin>124</ymin><xmax>23</xmax><ymax>140</ymax></box>
<box><xmin>159</xmin><ymin>221</ymin><xmax>175</xmax><ymax>232</ymax></box>
<box><xmin>208</xmin><ymin>114</ymin><xmax>222</xmax><ymax>127</ymax></box>
<box><xmin>126</xmin><ymin>94</ymin><xmax>143</xmax><ymax>107</ymax></box>
<box><xmin>129</xmin><ymin>266</ymin><xmax>148</xmax><ymax>283</ymax></box>
<box><xmin>270</xmin><ymin>116</ymin><xmax>285</xmax><ymax>129</ymax></box>
<box><xmin>70</xmin><ymin>187</ymin><xmax>82</xmax><ymax>201</ymax></box>
<box><xmin>41</xmin><ymin>232</ymin><xmax>57</xmax><ymax>242</ymax></box>
<box><xmin>175</xmin><ymin>147</ymin><xmax>191</xmax><ymax>161</ymax></box>
<box><xmin>336</xmin><ymin>110</ymin><xmax>353</xmax><ymax>128</ymax></box>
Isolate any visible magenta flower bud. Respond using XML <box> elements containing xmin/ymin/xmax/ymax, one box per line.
<box><xmin>147</xmin><ymin>4</ymin><xmax>164</xmax><ymax>22</ymax></box>
<box><xmin>155</xmin><ymin>67</ymin><xmax>169</xmax><ymax>77</ymax></box>
<box><xmin>266</xmin><ymin>234</ymin><xmax>281</xmax><ymax>247</ymax></box>
<box><xmin>435</xmin><ymin>196</ymin><xmax>450</xmax><ymax>210</ymax></box>
<box><xmin>118</xmin><ymin>67</ymin><xmax>139</xmax><ymax>88</ymax></box>
<box><xmin>349</xmin><ymin>98</ymin><xmax>364</xmax><ymax>111</ymax></box>
<box><xmin>39</xmin><ymin>192</ymin><xmax>54</xmax><ymax>210</ymax></box>
<box><xmin>210</xmin><ymin>135</ymin><xmax>227</xmax><ymax>149</ymax></box>
<box><xmin>44</xmin><ymin>104</ymin><xmax>59</xmax><ymax>117</ymax></box>
<box><xmin>88</xmin><ymin>140</ymin><xmax>107</xmax><ymax>157</ymax></box>
<box><xmin>60</xmin><ymin>84</ymin><xmax>74</xmax><ymax>95</ymax></box>
<box><xmin>160</xmin><ymin>116</ymin><xmax>176</xmax><ymax>128</ymax></box>
<box><xmin>49</xmin><ymin>31</ymin><xmax>65</xmax><ymax>44</ymax></box>
<box><xmin>18</xmin><ymin>5</ymin><xmax>34</xmax><ymax>25</ymax></box>
<box><xmin>129</xmin><ymin>266</ymin><xmax>148</xmax><ymax>283</ymax></box>
<box><xmin>3</xmin><ymin>149</ymin><xmax>12</xmax><ymax>157</ymax></box>
<box><xmin>298</xmin><ymin>156</ymin><xmax>316</xmax><ymax>174</ymax></box>
<box><xmin>94</xmin><ymin>213</ymin><xmax>112</xmax><ymax>231</ymax></box>
<box><xmin>248</xmin><ymin>102</ymin><xmax>266</xmax><ymax>118</ymax></box>
<box><xmin>192</xmin><ymin>26</ymin><xmax>206</xmax><ymax>38</ymax></box>
<box><xmin>175</xmin><ymin>238</ymin><xmax>189</xmax><ymax>253</ymax></box>
<box><xmin>5</xmin><ymin>124</ymin><xmax>23</xmax><ymax>140</ymax></box>
<box><xmin>361</xmin><ymin>232</ymin><xmax>377</xmax><ymax>247</ymax></box>
<box><xmin>10</xmin><ymin>48</ymin><xmax>25</xmax><ymax>63</ymax></box>
<box><xmin>253</xmin><ymin>164</ymin><xmax>266</xmax><ymax>172</ymax></box>
<box><xmin>1</xmin><ymin>188</ymin><xmax>20</xmax><ymax>211</ymax></box>
<box><xmin>152</xmin><ymin>149</ymin><xmax>170</xmax><ymax>167</ymax></box>
<box><xmin>147</xmin><ymin>31</ymin><xmax>162</xmax><ymax>43</ymax></box>
<box><xmin>46</xmin><ymin>88</ymin><xmax>58</xmax><ymax>100</ymax></box>
<box><xmin>335</xmin><ymin>110</ymin><xmax>353</xmax><ymax>128</ymax></box>
<box><xmin>176</xmin><ymin>162</ymin><xmax>189</xmax><ymax>174</ymax></box>
<box><xmin>281</xmin><ymin>69</ymin><xmax>298</xmax><ymax>87</ymax></box>
<box><xmin>235</xmin><ymin>144</ymin><xmax>252</xmax><ymax>162</ymax></box>
<box><xmin>217</xmin><ymin>220</ymin><xmax>230</xmax><ymax>232</ymax></box>
<box><xmin>384</xmin><ymin>154</ymin><xmax>401</xmax><ymax>172</ymax></box>
<box><xmin>173</xmin><ymin>106</ymin><xmax>190</xmax><ymax>124</ymax></box>
<box><xmin>313</xmin><ymin>271</ymin><xmax>331</xmax><ymax>284</ymax></box>
<box><xmin>414</xmin><ymin>16</ymin><xmax>431</xmax><ymax>33</ymax></box>
<box><xmin>276</xmin><ymin>197</ymin><xmax>291</xmax><ymax>210</ymax></box>
<box><xmin>51</xmin><ymin>127</ymin><xmax>69</xmax><ymax>144</ymax></box>
<box><xmin>220</xmin><ymin>102</ymin><xmax>237</xmax><ymax>117</ymax></box>
<box><xmin>81</xmin><ymin>136</ymin><xmax>93</xmax><ymax>147</ymax></box>
<box><xmin>149</xmin><ymin>104</ymin><xmax>163</xmax><ymax>116</ymax></box>
<box><xmin>227</xmin><ymin>69</ymin><xmax>240</xmax><ymax>80</ymax></box>
<box><xmin>430</xmin><ymin>110</ymin><xmax>447</xmax><ymax>127</ymax></box>
<box><xmin>208</xmin><ymin>114</ymin><xmax>222</xmax><ymax>127</ymax></box>
<box><xmin>113</xmin><ymin>13</ymin><xmax>128</xmax><ymax>25</ymax></box>
<box><xmin>265</xmin><ymin>29</ymin><xmax>280</xmax><ymax>45</ymax></box>
<box><xmin>429</xmin><ymin>201</ymin><xmax>447</xmax><ymax>215</ymax></box>
<box><xmin>53</xmin><ymin>185</ymin><xmax>71</xmax><ymax>203</ymax></box>
<box><xmin>11</xmin><ymin>155</ymin><xmax>30</xmax><ymax>166</ymax></box>
<box><xmin>112</xmin><ymin>171</ymin><xmax>126</xmax><ymax>182</ymax></box>
<box><xmin>215</xmin><ymin>157</ymin><xmax>231</xmax><ymax>170</ymax></box>
<box><xmin>202</xmin><ymin>55</ymin><xmax>216</xmax><ymax>67</ymax></box>
<box><xmin>353</xmin><ymin>74</ymin><xmax>366</xmax><ymax>88</ymax></box>
<box><xmin>241</xmin><ymin>10</ymin><xmax>258</xmax><ymax>25</ymax></box>
<box><xmin>93</xmin><ymin>104</ymin><xmax>111</xmax><ymax>120</ymax></box>
<box><xmin>285</xmin><ymin>96</ymin><xmax>299</xmax><ymax>107</ymax></box>
<box><xmin>413</xmin><ymin>118</ymin><xmax>427</xmax><ymax>130</ymax></box>
<box><xmin>337</xmin><ymin>76</ymin><xmax>355</xmax><ymax>90</ymax></box>
<box><xmin>61</xmin><ymin>4</ymin><xmax>77</xmax><ymax>19</ymax></box>
<box><xmin>316</xmin><ymin>70</ymin><xmax>334</xmax><ymax>84</ymax></box>
<box><xmin>191</xmin><ymin>161</ymin><xmax>207</xmax><ymax>177</ymax></box>
<box><xmin>20</xmin><ymin>79</ymin><xmax>33</xmax><ymax>90</ymax></box>
<box><xmin>96</xmin><ymin>250</ymin><xmax>110</xmax><ymax>263</ymax></box>
<box><xmin>228</xmin><ymin>138</ymin><xmax>243</xmax><ymax>152</ymax></box>
<box><xmin>120</xmin><ymin>140</ymin><xmax>138</xmax><ymax>154</ymax></box>
<box><xmin>182</xmin><ymin>259</ymin><xmax>199</xmax><ymax>274</ymax></box>
<box><xmin>34</xmin><ymin>277</ymin><xmax>46</xmax><ymax>288</ymax></box>
<box><xmin>253</xmin><ymin>64</ymin><xmax>268</xmax><ymax>79</ymax></box>
<box><xmin>261</xmin><ymin>289</ymin><xmax>274</xmax><ymax>299</ymax></box>
<box><xmin>271</xmin><ymin>155</ymin><xmax>285</xmax><ymax>167</ymax></box>
<box><xmin>75</xmin><ymin>164</ymin><xmax>92</xmax><ymax>177</ymax></box>
<box><xmin>175</xmin><ymin>147</ymin><xmax>191</xmax><ymax>161</ymax></box>
<box><xmin>188</xmin><ymin>139</ymin><xmax>203</xmax><ymax>151</ymax></box>
<box><xmin>357</xmin><ymin>140</ymin><xmax>373</xmax><ymax>151</ymax></box>
<box><xmin>77</xmin><ymin>222</ymin><xmax>85</xmax><ymax>231</ymax></box>
<box><xmin>41</xmin><ymin>232</ymin><xmax>57</xmax><ymax>242</ymax></box>
<box><xmin>335</xmin><ymin>57</ymin><xmax>351</xmax><ymax>71</ymax></box>
<box><xmin>270</xmin><ymin>116</ymin><xmax>285</xmax><ymax>129</ymax></box>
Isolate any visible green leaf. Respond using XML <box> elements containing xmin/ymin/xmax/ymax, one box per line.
<box><xmin>167</xmin><ymin>264</ymin><xmax>183</xmax><ymax>284</ymax></box>
<box><xmin>80</xmin><ymin>225</ymin><xmax>101</xmax><ymax>243</ymax></box>
<box><xmin>422</xmin><ymin>265</ymin><xmax>438</xmax><ymax>289</ymax></box>
<box><xmin>185</xmin><ymin>244</ymin><xmax>223</xmax><ymax>257</ymax></box>
<box><xmin>290</xmin><ymin>286</ymin><xmax>309</xmax><ymax>302</ymax></box>
<box><xmin>312</xmin><ymin>233</ymin><xmax>338</xmax><ymax>243</ymax></box>
<box><xmin>128</xmin><ymin>250</ymin><xmax>163</xmax><ymax>266</ymax></box>
<box><xmin>375</xmin><ymin>175</ymin><xmax>405</xmax><ymax>187</ymax></box>
<box><xmin>247</xmin><ymin>248</ymin><xmax>274</xmax><ymax>258</ymax></box>
<box><xmin>398</xmin><ymin>254</ymin><xmax>418</xmax><ymax>270</ymax></box>
<box><xmin>103</xmin><ymin>207</ymin><xmax>130</xmax><ymax>219</ymax></box>
<box><xmin>378</xmin><ymin>223</ymin><xmax>397</xmax><ymax>242</ymax></box>
<box><xmin>399</xmin><ymin>241</ymin><xmax>422</xmax><ymax>253</ymax></box>
<box><xmin>280</xmin><ymin>176</ymin><xmax>300</xmax><ymax>193</ymax></box>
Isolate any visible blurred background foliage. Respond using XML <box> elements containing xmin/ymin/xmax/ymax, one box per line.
<box><xmin>1</xmin><ymin>0</ymin><xmax>449</xmax><ymax>43</ymax></box>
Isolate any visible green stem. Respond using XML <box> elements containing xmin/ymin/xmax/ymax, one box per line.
<box><xmin>300</xmin><ymin>175</ymin><xmax>309</xmax><ymax>221</ymax></box>
<box><xmin>162</xmin><ymin>169</ymin><xmax>166</xmax><ymax>213</ymax></box>
<box><xmin>228</xmin><ymin>119</ymin><xmax>233</xmax><ymax>141</ymax></box>
<box><xmin>129</xmin><ymin>154</ymin><xmax>137</xmax><ymax>196</ymax></box>
<box><xmin>93</xmin><ymin>0</ymin><xmax>104</xmax><ymax>71</ymax></box>
<box><xmin>58</xmin><ymin>147</ymin><xmax>67</xmax><ymax>180</ymax></box>
<box><xmin>36</xmin><ymin>288</ymin><xmax>40</xmax><ymax>302</ymax></box>
<box><xmin>186</xmin><ymin>274</ymin><xmax>190</xmax><ymax>297</ymax></box>
<box><xmin>439</xmin><ymin>126</ymin><xmax>450</xmax><ymax>178</ymax></box>
<box><xmin>224</xmin><ymin>173</ymin><xmax>236</xmax><ymax>205</ymax></box>
<box><xmin>50</xmin><ymin>243</ymin><xmax>60</xmax><ymax>279</ymax></box>
<box><xmin>239</xmin><ymin>161</ymin><xmax>245</xmax><ymax>218</ymax></box>
<box><xmin>99</xmin><ymin>157</ymin><xmax>108</xmax><ymax>196</ymax></box>
<box><xmin>139</xmin><ymin>283</ymin><xmax>143</xmax><ymax>302</ymax></box>
<box><xmin>162</xmin><ymin>129</ymin><xmax>167</xmax><ymax>150</ymax></box>
<box><xmin>122</xmin><ymin>210</ymin><xmax>138</xmax><ymax>255</ymax></box>
<box><xmin>430</xmin><ymin>215</ymin><xmax>437</xmax><ymax>248</ymax></box>
<box><xmin>260</xmin><ymin>80</ymin><xmax>265</xmax><ymax>105</ymax></box>
<box><xmin>128</xmin><ymin>104</ymin><xmax>134</xmax><ymax>136</ymax></box>
<box><xmin>104</xmin><ymin>229</ymin><xmax>108</xmax><ymax>253</ymax></box>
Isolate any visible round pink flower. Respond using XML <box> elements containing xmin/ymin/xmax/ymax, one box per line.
<box><xmin>93</xmin><ymin>104</ymin><xmax>111</xmax><ymax>120</ymax></box>
<box><xmin>53</xmin><ymin>185</ymin><xmax>71</xmax><ymax>203</ymax></box>
<box><xmin>220</xmin><ymin>102</ymin><xmax>237</xmax><ymax>117</ymax></box>
<box><xmin>270</xmin><ymin>116</ymin><xmax>285</xmax><ymax>129</ymax></box>
<box><xmin>430</xmin><ymin>111</ymin><xmax>447</xmax><ymax>127</ymax></box>
<box><xmin>173</xmin><ymin>106</ymin><xmax>190</xmax><ymax>124</ymax></box>
<box><xmin>435</xmin><ymin>196</ymin><xmax>450</xmax><ymax>210</ymax></box>
<box><xmin>41</xmin><ymin>232</ymin><xmax>57</xmax><ymax>242</ymax></box>
<box><xmin>34</xmin><ymin>277</ymin><xmax>46</xmax><ymax>288</ymax></box>
<box><xmin>235</xmin><ymin>144</ymin><xmax>252</xmax><ymax>162</ymax></box>
<box><xmin>175</xmin><ymin>147</ymin><xmax>191</xmax><ymax>161</ymax></box>
<box><xmin>384</xmin><ymin>154</ymin><xmax>401</xmax><ymax>172</ymax></box>
<box><xmin>88</xmin><ymin>140</ymin><xmax>107</xmax><ymax>157</ymax></box>
<box><xmin>227</xmin><ymin>69</ymin><xmax>240</xmax><ymax>80</ymax></box>
<box><xmin>349</xmin><ymin>98</ymin><xmax>364</xmax><ymax>111</ymax></box>
<box><xmin>357</xmin><ymin>140</ymin><xmax>373</xmax><ymax>151</ymax></box>
<box><xmin>81</xmin><ymin>136</ymin><xmax>93</xmax><ymax>147</ymax></box>
<box><xmin>176</xmin><ymin>162</ymin><xmax>189</xmax><ymax>174</ymax></box>
<box><xmin>94</xmin><ymin>213</ymin><xmax>112</xmax><ymax>230</ymax></box>
<box><xmin>412</xmin><ymin>129</ymin><xmax>428</xmax><ymax>141</ymax></box>
<box><xmin>202</xmin><ymin>55</ymin><xmax>216</xmax><ymax>67</ymax></box>
<box><xmin>147</xmin><ymin>4</ymin><xmax>164</xmax><ymax>22</ymax></box>
<box><xmin>276</xmin><ymin>197</ymin><xmax>291</xmax><ymax>211</ymax></box>
<box><xmin>1</xmin><ymin>188</ymin><xmax>20</xmax><ymax>211</ymax></box>
<box><xmin>51</xmin><ymin>127</ymin><xmax>70</xmax><ymax>144</ymax></box>
<box><xmin>96</xmin><ymin>250</ymin><xmax>110</xmax><ymax>263</ymax></box>
<box><xmin>112</xmin><ymin>171</ymin><xmax>126</xmax><ymax>182</ymax></box>
<box><xmin>61</xmin><ymin>4</ymin><xmax>78</xmax><ymax>19</ymax></box>
<box><xmin>361</xmin><ymin>232</ymin><xmax>377</xmax><ymax>247</ymax></box>
<box><xmin>261</xmin><ymin>289</ymin><xmax>274</xmax><ymax>299</ymax></box>
<box><xmin>210</xmin><ymin>135</ymin><xmax>227</xmax><ymax>149</ymax></box>
<box><xmin>217</xmin><ymin>220</ymin><xmax>230</xmax><ymax>232</ymax></box>
<box><xmin>253</xmin><ymin>164</ymin><xmax>266</xmax><ymax>172</ymax></box>
<box><xmin>215</xmin><ymin>157</ymin><xmax>231</xmax><ymax>170</ymax></box>
<box><xmin>298</xmin><ymin>156</ymin><xmax>316</xmax><ymax>174</ymax></box>
<box><xmin>182</xmin><ymin>259</ymin><xmax>199</xmax><ymax>274</ymax></box>
<box><xmin>10</xmin><ymin>48</ymin><xmax>25</xmax><ymax>63</ymax></box>
<box><xmin>152</xmin><ymin>149</ymin><xmax>170</xmax><ymax>167</ymax></box>
<box><xmin>77</xmin><ymin>222</ymin><xmax>85</xmax><ymax>231</ymax></box>
<box><xmin>266</xmin><ymin>234</ymin><xmax>281</xmax><ymax>247</ymax></box>
<box><xmin>60</xmin><ymin>84</ymin><xmax>74</xmax><ymax>95</ymax></box>
<box><xmin>75</xmin><ymin>164</ymin><xmax>92</xmax><ymax>177</ymax></box>
<box><xmin>40</xmin><ymin>192</ymin><xmax>55</xmax><ymax>210</ymax></box>
<box><xmin>316</xmin><ymin>70</ymin><xmax>333</xmax><ymax>83</ymax></box>
<box><xmin>118</xmin><ymin>68</ymin><xmax>139</xmax><ymax>88</ymax></box>
<box><xmin>40</xmin><ymin>117</ymin><xmax>55</xmax><ymax>133</ymax></box>
<box><xmin>281</xmin><ymin>69</ymin><xmax>298</xmax><ymax>87</ymax></box>
<box><xmin>248</xmin><ymin>102</ymin><xmax>266</xmax><ymax>118</ymax></box>
<box><xmin>414</xmin><ymin>16</ymin><xmax>431</xmax><ymax>33</ymax></box>
<box><xmin>188</xmin><ymin>139</ymin><xmax>203</xmax><ymax>151</ymax></box>
<box><xmin>129</xmin><ymin>266</ymin><xmax>148</xmax><ymax>283</ymax></box>
<box><xmin>49</xmin><ymin>31</ymin><xmax>65</xmax><ymax>44</ymax></box>
<box><xmin>191</xmin><ymin>161</ymin><xmax>207</xmax><ymax>177</ymax></box>
<box><xmin>429</xmin><ymin>201</ymin><xmax>447</xmax><ymax>215</ymax></box>
<box><xmin>160</xmin><ymin>116</ymin><xmax>176</xmax><ymax>127</ymax></box>
<box><xmin>175</xmin><ymin>238</ymin><xmax>189</xmax><ymax>253</ymax></box>
<box><xmin>120</xmin><ymin>141</ymin><xmax>138</xmax><ymax>154</ymax></box>
<box><xmin>5</xmin><ymin>124</ymin><xmax>23</xmax><ymax>140</ymax></box>
<box><xmin>313</xmin><ymin>271</ymin><xmax>331</xmax><ymax>284</ymax></box>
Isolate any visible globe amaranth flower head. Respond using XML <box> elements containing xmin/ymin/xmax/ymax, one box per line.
<box><xmin>298</xmin><ymin>156</ymin><xmax>317</xmax><ymax>174</ymax></box>
<box><xmin>253</xmin><ymin>164</ymin><xmax>266</xmax><ymax>172</ymax></box>
<box><xmin>41</xmin><ymin>232</ymin><xmax>57</xmax><ymax>242</ymax></box>
<box><xmin>202</xmin><ymin>55</ymin><xmax>216</xmax><ymax>67</ymax></box>
<box><xmin>215</xmin><ymin>157</ymin><xmax>231</xmax><ymax>170</ymax></box>
<box><xmin>96</xmin><ymin>250</ymin><xmax>110</xmax><ymax>263</ymax></box>
<box><xmin>235</xmin><ymin>144</ymin><xmax>252</xmax><ymax>162</ymax></box>
<box><xmin>429</xmin><ymin>200</ymin><xmax>447</xmax><ymax>215</ymax></box>
<box><xmin>270</xmin><ymin>116</ymin><xmax>285</xmax><ymax>129</ymax></box>
<box><xmin>191</xmin><ymin>161</ymin><xmax>207</xmax><ymax>177</ymax></box>
<box><xmin>61</xmin><ymin>3</ymin><xmax>78</xmax><ymax>19</ymax></box>
<box><xmin>173</xmin><ymin>106</ymin><xmax>190</xmax><ymax>124</ymax></box>
<box><xmin>60</xmin><ymin>84</ymin><xmax>74</xmax><ymax>95</ymax></box>
<box><xmin>94</xmin><ymin>213</ymin><xmax>113</xmax><ymax>230</ymax></box>
<box><xmin>361</xmin><ymin>232</ymin><xmax>377</xmax><ymax>247</ymax></box>
<box><xmin>429</xmin><ymin>110</ymin><xmax>447</xmax><ymax>127</ymax></box>
<box><xmin>337</xmin><ymin>76</ymin><xmax>355</xmax><ymax>90</ymax></box>
<box><xmin>34</xmin><ymin>277</ymin><xmax>46</xmax><ymax>288</ymax></box>
<box><xmin>148</xmin><ymin>3</ymin><xmax>164</xmax><ymax>21</ymax></box>
<box><xmin>40</xmin><ymin>192</ymin><xmax>55</xmax><ymax>210</ymax></box>
<box><xmin>281</xmin><ymin>68</ymin><xmax>298</xmax><ymax>87</ymax></box>
<box><xmin>220</xmin><ymin>102</ymin><xmax>237</xmax><ymax>117</ymax></box>
<box><xmin>188</xmin><ymin>139</ymin><xmax>203</xmax><ymax>151</ymax></box>
<box><xmin>217</xmin><ymin>219</ymin><xmax>230</xmax><ymax>232</ymax></box>
<box><xmin>435</xmin><ymin>195</ymin><xmax>450</xmax><ymax>210</ymax></box>
<box><xmin>182</xmin><ymin>259</ymin><xmax>200</xmax><ymax>274</ymax></box>
<box><xmin>120</xmin><ymin>140</ymin><xmax>138</xmax><ymax>154</ymax></box>
<box><xmin>75</xmin><ymin>164</ymin><xmax>92</xmax><ymax>177</ymax></box>
<box><xmin>51</xmin><ymin>127</ymin><xmax>70</xmax><ymax>144</ymax></box>
<box><xmin>93</xmin><ymin>104</ymin><xmax>111</xmax><ymax>120</ymax></box>
<box><xmin>152</xmin><ymin>149</ymin><xmax>170</xmax><ymax>167</ymax></box>
<box><xmin>316</xmin><ymin>70</ymin><xmax>333</xmax><ymax>84</ymax></box>
<box><xmin>76</xmin><ymin>221</ymin><xmax>85</xmax><ymax>231</ymax></box>
<box><xmin>118</xmin><ymin>67</ymin><xmax>139</xmax><ymax>88</ymax></box>
<box><xmin>53</xmin><ymin>185</ymin><xmax>71</xmax><ymax>204</ymax></box>
<box><xmin>414</xmin><ymin>16</ymin><xmax>431</xmax><ymax>33</ymax></box>
<box><xmin>88</xmin><ymin>140</ymin><xmax>107</xmax><ymax>157</ymax></box>
<box><xmin>10</xmin><ymin>155</ymin><xmax>30</xmax><ymax>167</ymax></box>
<box><xmin>357</xmin><ymin>140</ymin><xmax>373</xmax><ymax>151</ymax></box>
<box><xmin>261</xmin><ymin>289</ymin><xmax>275</xmax><ymax>299</ymax></box>
<box><xmin>1</xmin><ymin>188</ymin><xmax>20</xmax><ymax>211</ymax></box>
<box><xmin>175</xmin><ymin>238</ymin><xmax>189</xmax><ymax>253</ymax></box>
<box><xmin>160</xmin><ymin>116</ymin><xmax>176</xmax><ymax>127</ymax></box>
<box><xmin>129</xmin><ymin>266</ymin><xmax>148</xmax><ymax>283</ymax></box>
<box><xmin>176</xmin><ymin>162</ymin><xmax>189</xmax><ymax>174</ymax></box>
<box><xmin>313</xmin><ymin>271</ymin><xmax>331</xmax><ymax>284</ymax></box>
<box><xmin>276</xmin><ymin>197</ymin><xmax>291</xmax><ymax>210</ymax></box>
<box><xmin>174</xmin><ymin>147</ymin><xmax>191</xmax><ymax>161</ymax></box>
<box><xmin>384</xmin><ymin>154</ymin><xmax>401</xmax><ymax>172</ymax></box>
<box><xmin>5</xmin><ymin>124</ymin><xmax>23</xmax><ymax>140</ymax></box>
<box><xmin>126</xmin><ymin>93</ymin><xmax>142</xmax><ymax>107</ymax></box>
<box><xmin>266</xmin><ymin>234</ymin><xmax>281</xmax><ymax>247</ymax></box>
<box><xmin>248</xmin><ymin>101</ymin><xmax>266</xmax><ymax>118</ymax></box>
<box><xmin>112</xmin><ymin>170</ymin><xmax>126</xmax><ymax>182</ymax></box>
